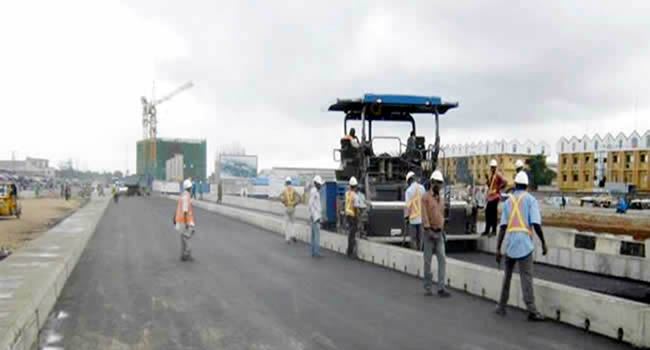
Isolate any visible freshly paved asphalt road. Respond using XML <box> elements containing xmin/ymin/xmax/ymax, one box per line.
<box><xmin>40</xmin><ymin>196</ymin><xmax>631</xmax><ymax>349</ymax></box>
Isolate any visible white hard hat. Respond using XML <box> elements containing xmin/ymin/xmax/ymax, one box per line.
<box><xmin>285</xmin><ymin>177</ymin><xmax>292</xmax><ymax>184</ymax></box>
<box><xmin>406</xmin><ymin>171</ymin><xmax>416</xmax><ymax>182</ymax></box>
<box><xmin>313</xmin><ymin>175</ymin><xmax>323</xmax><ymax>185</ymax></box>
<box><xmin>515</xmin><ymin>159</ymin><xmax>524</xmax><ymax>168</ymax></box>
<box><xmin>430</xmin><ymin>170</ymin><xmax>444</xmax><ymax>183</ymax></box>
<box><xmin>489</xmin><ymin>159</ymin><xmax>498</xmax><ymax>167</ymax></box>
<box><xmin>349</xmin><ymin>176</ymin><xmax>358</xmax><ymax>186</ymax></box>
<box><xmin>514</xmin><ymin>171</ymin><xmax>529</xmax><ymax>186</ymax></box>
<box><xmin>183</xmin><ymin>179</ymin><xmax>192</xmax><ymax>189</ymax></box>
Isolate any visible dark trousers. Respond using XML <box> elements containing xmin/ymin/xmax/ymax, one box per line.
<box><xmin>498</xmin><ymin>254</ymin><xmax>538</xmax><ymax>314</ymax></box>
<box><xmin>485</xmin><ymin>199</ymin><xmax>499</xmax><ymax>234</ymax></box>
<box><xmin>346</xmin><ymin>216</ymin><xmax>358</xmax><ymax>257</ymax></box>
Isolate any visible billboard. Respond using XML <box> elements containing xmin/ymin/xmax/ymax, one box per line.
<box><xmin>219</xmin><ymin>155</ymin><xmax>258</xmax><ymax>179</ymax></box>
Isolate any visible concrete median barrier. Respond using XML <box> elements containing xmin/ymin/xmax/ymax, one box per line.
<box><xmin>189</xmin><ymin>198</ymin><xmax>650</xmax><ymax>347</ymax></box>
<box><xmin>0</xmin><ymin>196</ymin><xmax>110</xmax><ymax>350</ymax></box>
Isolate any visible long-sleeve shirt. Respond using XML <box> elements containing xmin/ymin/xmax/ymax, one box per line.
<box><xmin>309</xmin><ymin>187</ymin><xmax>322</xmax><ymax>222</ymax></box>
<box><xmin>422</xmin><ymin>192</ymin><xmax>445</xmax><ymax>231</ymax></box>
<box><xmin>404</xmin><ymin>182</ymin><xmax>426</xmax><ymax>225</ymax></box>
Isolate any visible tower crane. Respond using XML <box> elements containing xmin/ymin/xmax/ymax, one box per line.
<box><xmin>140</xmin><ymin>81</ymin><xmax>193</xmax><ymax>178</ymax></box>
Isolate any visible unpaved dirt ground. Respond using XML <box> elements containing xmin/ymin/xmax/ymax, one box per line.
<box><xmin>0</xmin><ymin>198</ymin><xmax>82</xmax><ymax>251</ymax></box>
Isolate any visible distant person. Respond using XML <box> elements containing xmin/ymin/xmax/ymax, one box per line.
<box><xmin>514</xmin><ymin>159</ymin><xmax>525</xmax><ymax>175</ymax></box>
<box><xmin>198</xmin><ymin>180</ymin><xmax>204</xmax><ymax>200</ymax></box>
<box><xmin>561</xmin><ymin>194</ymin><xmax>567</xmax><ymax>209</ymax></box>
<box><xmin>64</xmin><ymin>183</ymin><xmax>71</xmax><ymax>201</ymax></box>
<box><xmin>309</xmin><ymin>176</ymin><xmax>324</xmax><ymax>257</ymax></box>
<box><xmin>495</xmin><ymin>172</ymin><xmax>547</xmax><ymax>321</ymax></box>
<box><xmin>404</xmin><ymin>171</ymin><xmax>426</xmax><ymax>250</ymax></box>
<box><xmin>421</xmin><ymin>170</ymin><xmax>451</xmax><ymax>297</ymax></box>
<box><xmin>217</xmin><ymin>180</ymin><xmax>223</xmax><ymax>203</ymax></box>
<box><xmin>483</xmin><ymin>159</ymin><xmax>506</xmax><ymax>236</ymax></box>
<box><xmin>191</xmin><ymin>180</ymin><xmax>197</xmax><ymax>199</ymax></box>
<box><xmin>406</xmin><ymin>131</ymin><xmax>417</xmax><ymax>153</ymax></box>
<box><xmin>342</xmin><ymin>128</ymin><xmax>360</xmax><ymax>148</ymax></box>
<box><xmin>174</xmin><ymin>179</ymin><xmax>196</xmax><ymax>261</ymax></box>
<box><xmin>280</xmin><ymin>177</ymin><xmax>299</xmax><ymax>243</ymax></box>
<box><xmin>345</xmin><ymin>176</ymin><xmax>362</xmax><ymax>258</ymax></box>
<box><xmin>60</xmin><ymin>183</ymin><xmax>65</xmax><ymax>198</ymax></box>
<box><xmin>616</xmin><ymin>197</ymin><xmax>628</xmax><ymax>214</ymax></box>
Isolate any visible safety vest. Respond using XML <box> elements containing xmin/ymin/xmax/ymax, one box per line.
<box><xmin>406</xmin><ymin>186</ymin><xmax>423</xmax><ymax>221</ymax></box>
<box><xmin>506</xmin><ymin>193</ymin><xmax>532</xmax><ymax>236</ymax></box>
<box><xmin>345</xmin><ymin>191</ymin><xmax>357</xmax><ymax>217</ymax></box>
<box><xmin>488</xmin><ymin>173</ymin><xmax>499</xmax><ymax>195</ymax></box>
<box><xmin>175</xmin><ymin>192</ymin><xmax>195</xmax><ymax>226</ymax></box>
<box><xmin>283</xmin><ymin>187</ymin><xmax>297</xmax><ymax>208</ymax></box>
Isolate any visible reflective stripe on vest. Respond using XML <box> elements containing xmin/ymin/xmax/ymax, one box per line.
<box><xmin>345</xmin><ymin>191</ymin><xmax>357</xmax><ymax>217</ymax></box>
<box><xmin>506</xmin><ymin>193</ymin><xmax>531</xmax><ymax>236</ymax></box>
<box><xmin>407</xmin><ymin>187</ymin><xmax>422</xmax><ymax>221</ymax></box>
<box><xmin>175</xmin><ymin>193</ymin><xmax>195</xmax><ymax>226</ymax></box>
<box><xmin>489</xmin><ymin>173</ymin><xmax>498</xmax><ymax>195</ymax></box>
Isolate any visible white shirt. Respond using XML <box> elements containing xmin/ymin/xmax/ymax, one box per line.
<box><xmin>404</xmin><ymin>182</ymin><xmax>425</xmax><ymax>225</ymax></box>
<box><xmin>309</xmin><ymin>187</ymin><xmax>322</xmax><ymax>222</ymax></box>
<box><xmin>181</xmin><ymin>191</ymin><xmax>190</xmax><ymax>212</ymax></box>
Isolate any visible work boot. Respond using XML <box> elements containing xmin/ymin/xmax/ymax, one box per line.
<box><xmin>437</xmin><ymin>290</ymin><xmax>451</xmax><ymax>298</ymax></box>
<box><xmin>494</xmin><ymin>306</ymin><xmax>507</xmax><ymax>316</ymax></box>
<box><xmin>424</xmin><ymin>289</ymin><xmax>433</xmax><ymax>296</ymax></box>
<box><xmin>527</xmin><ymin>312</ymin><xmax>544</xmax><ymax>322</ymax></box>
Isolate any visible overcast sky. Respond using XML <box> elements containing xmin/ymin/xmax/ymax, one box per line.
<box><xmin>2</xmin><ymin>1</ymin><xmax>649</xmax><ymax>174</ymax></box>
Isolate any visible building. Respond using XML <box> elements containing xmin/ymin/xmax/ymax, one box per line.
<box><xmin>441</xmin><ymin>140</ymin><xmax>549</xmax><ymax>185</ymax></box>
<box><xmin>0</xmin><ymin>157</ymin><xmax>56</xmax><ymax>178</ymax></box>
<box><xmin>557</xmin><ymin>131</ymin><xmax>650</xmax><ymax>193</ymax></box>
<box><xmin>137</xmin><ymin>138</ymin><xmax>207</xmax><ymax>181</ymax></box>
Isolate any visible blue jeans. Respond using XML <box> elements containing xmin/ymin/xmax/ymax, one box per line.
<box><xmin>311</xmin><ymin>221</ymin><xmax>321</xmax><ymax>256</ymax></box>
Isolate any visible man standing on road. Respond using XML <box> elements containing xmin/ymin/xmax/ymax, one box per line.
<box><xmin>404</xmin><ymin>171</ymin><xmax>426</xmax><ymax>250</ymax></box>
<box><xmin>174</xmin><ymin>179</ymin><xmax>196</xmax><ymax>261</ymax></box>
<box><xmin>309</xmin><ymin>176</ymin><xmax>324</xmax><ymax>257</ymax></box>
<box><xmin>280</xmin><ymin>177</ymin><xmax>299</xmax><ymax>243</ymax></box>
<box><xmin>198</xmin><ymin>180</ymin><xmax>204</xmax><ymax>200</ymax></box>
<box><xmin>345</xmin><ymin>176</ymin><xmax>361</xmax><ymax>258</ymax></box>
<box><xmin>495</xmin><ymin>172</ymin><xmax>547</xmax><ymax>320</ymax></box>
<box><xmin>421</xmin><ymin>170</ymin><xmax>451</xmax><ymax>297</ymax></box>
<box><xmin>483</xmin><ymin>159</ymin><xmax>506</xmax><ymax>236</ymax></box>
<box><xmin>191</xmin><ymin>180</ymin><xmax>197</xmax><ymax>199</ymax></box>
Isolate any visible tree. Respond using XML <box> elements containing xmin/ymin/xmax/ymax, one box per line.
<box><xmin>528</xmin><ymin>154</ymin><xmax>555</xmax><ymax>190</ymax></box>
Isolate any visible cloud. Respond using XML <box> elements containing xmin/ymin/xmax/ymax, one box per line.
<box><xmin>3</xmin><ymin>1</ymin><xmax>650</xmax><ymax>173</ymax></box>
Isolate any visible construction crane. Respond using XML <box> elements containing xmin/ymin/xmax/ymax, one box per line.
<box><xmin>140</xmin><ymin>81</ymin><xmax>193</xmax><ymax>179</ymax></box>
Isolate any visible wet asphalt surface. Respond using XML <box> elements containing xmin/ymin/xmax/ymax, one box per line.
<box><xmin>40</xmin><ymin>196</ymin><xmax>632</xmax><ymax>349</ymax></box>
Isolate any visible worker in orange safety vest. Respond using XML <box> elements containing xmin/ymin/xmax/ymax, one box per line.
<box><xmin>174</xmin><ymin>179</ymin><xmax>196</xmax><ymax>261</ymax></box>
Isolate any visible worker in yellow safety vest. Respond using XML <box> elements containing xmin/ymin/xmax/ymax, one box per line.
<box><xmin>495</xmin><ymin>171</ymin><xmax>548</xmax><ymax>320</ymax></box>
<box><xmin>280</xmin><ymin>177</ymin><xmax>300</xmax><ymax>243</ymax></box>
<box><xmin>404</xmin><ymin>171</ymin><xmax>426</xmax><ymax>250</ymax></box>
<box><xmin>345</xmin><ymin>176</ymin><xmax>361</xmax><ymax>257</ymax></box>
<box><xmin>174</xmin><ymin>179</ymin><xmax>196</xmax><ymax>261</ymax></box>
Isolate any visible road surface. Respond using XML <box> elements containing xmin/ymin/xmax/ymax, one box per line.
<box><xmin>41</xmin><ymin>196</ymin><xmax>630</xmax><ymax>349</ymax></box>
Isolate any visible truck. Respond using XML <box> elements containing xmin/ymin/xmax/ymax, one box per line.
<box><xmin>328</xmin><ymin>94</ymin><xmax>478</xmax><ymax>246</ymax></box>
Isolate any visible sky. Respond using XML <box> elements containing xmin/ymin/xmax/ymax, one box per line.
<box><xmin>1</xmin><ymin>1</ymin><xmax>649</xmax><ymax>175</ymax></box>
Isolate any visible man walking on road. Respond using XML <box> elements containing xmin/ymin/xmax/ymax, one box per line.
<box><xmin>404</xmin><ymin>171</ymin><xmax>426</xmax><ymax>250</ymax></box>
<box><xmin>483</xmin><ymin>159</ymin><xmax>506</xmax><ymax>236</ymax></box>
<box><xmin>421</xmin><ymin>170</ymin><xmax>451</xmax><ymax>297</ymax></box>
<box><xmin>309</xmin><ymin>176</ymin><xmax>324</xmax><ymax>257</ymax></box>
<box><xmin>280</xmin><ymin>177</ymin><xmax>299</xmax><ymax>243</ymax></box>
<box><xmin>495</xmin><ymin>172</ymin><xmax>547</xmax><ymax>321</ymax></box>
<box><xmin>174</xmin><ymin>179</ymin><xmax>196</xmax><ymax>261</ymax></box>
<box><xmin>345</xmin><ymin>176</ymin><xmax>361</xmax><ymax>258</ymax></box>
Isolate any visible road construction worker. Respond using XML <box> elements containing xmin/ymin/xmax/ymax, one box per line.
<box><xmin>342</xmin><ymin>128</ymin><xmax>360</xmax><ymax>148</ymax></box>
<box><xmin>404</xmin><ymin>171</ymin><xmax>426</xmax><ymax>250</ymax></box>
<box><xmin>495</xmin><ymin>172</ymin><xmax>547</xmax><ymax>320</ymax></box>
<box><xmin>198</xmin><ymin>180</ymin><xmax>204</xmax><ymax>200</ymax></box>
<box><xmin>345</xmin><ymin>176</ymin><xmax>361</xmax><ymax>257</ymax></box>
<box><xmin>280</xmin><ymin>177</ymin><xmax>299</xmax><ymax>243</ymax></box>
<box><xmin>309</xmin><ymin>176</ymin><xmax>324</xmax><ymax>257</ymax></box>
<box><xmin>406</xmin><ymin>131</ymin><xmax>417</xmax><ymax>153</ymax></box>
<box><xmin>174</xmin><ymin>179</ymin><xmax>196</xmax><ymax>261</ymax></box>
<box><xmin>514</xmin><ymin>159</ymin><xmax>525</xmax><ymax>175</ymax></box>
<box><xmin>421</xmin><ymin>170</ymin><xmax>451</xmax><ymax>297</ymax></box>
<box><xmin>483</xmin><ymin>159</ymin><xmax>506</xmax><ymax>236</ymax></box>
